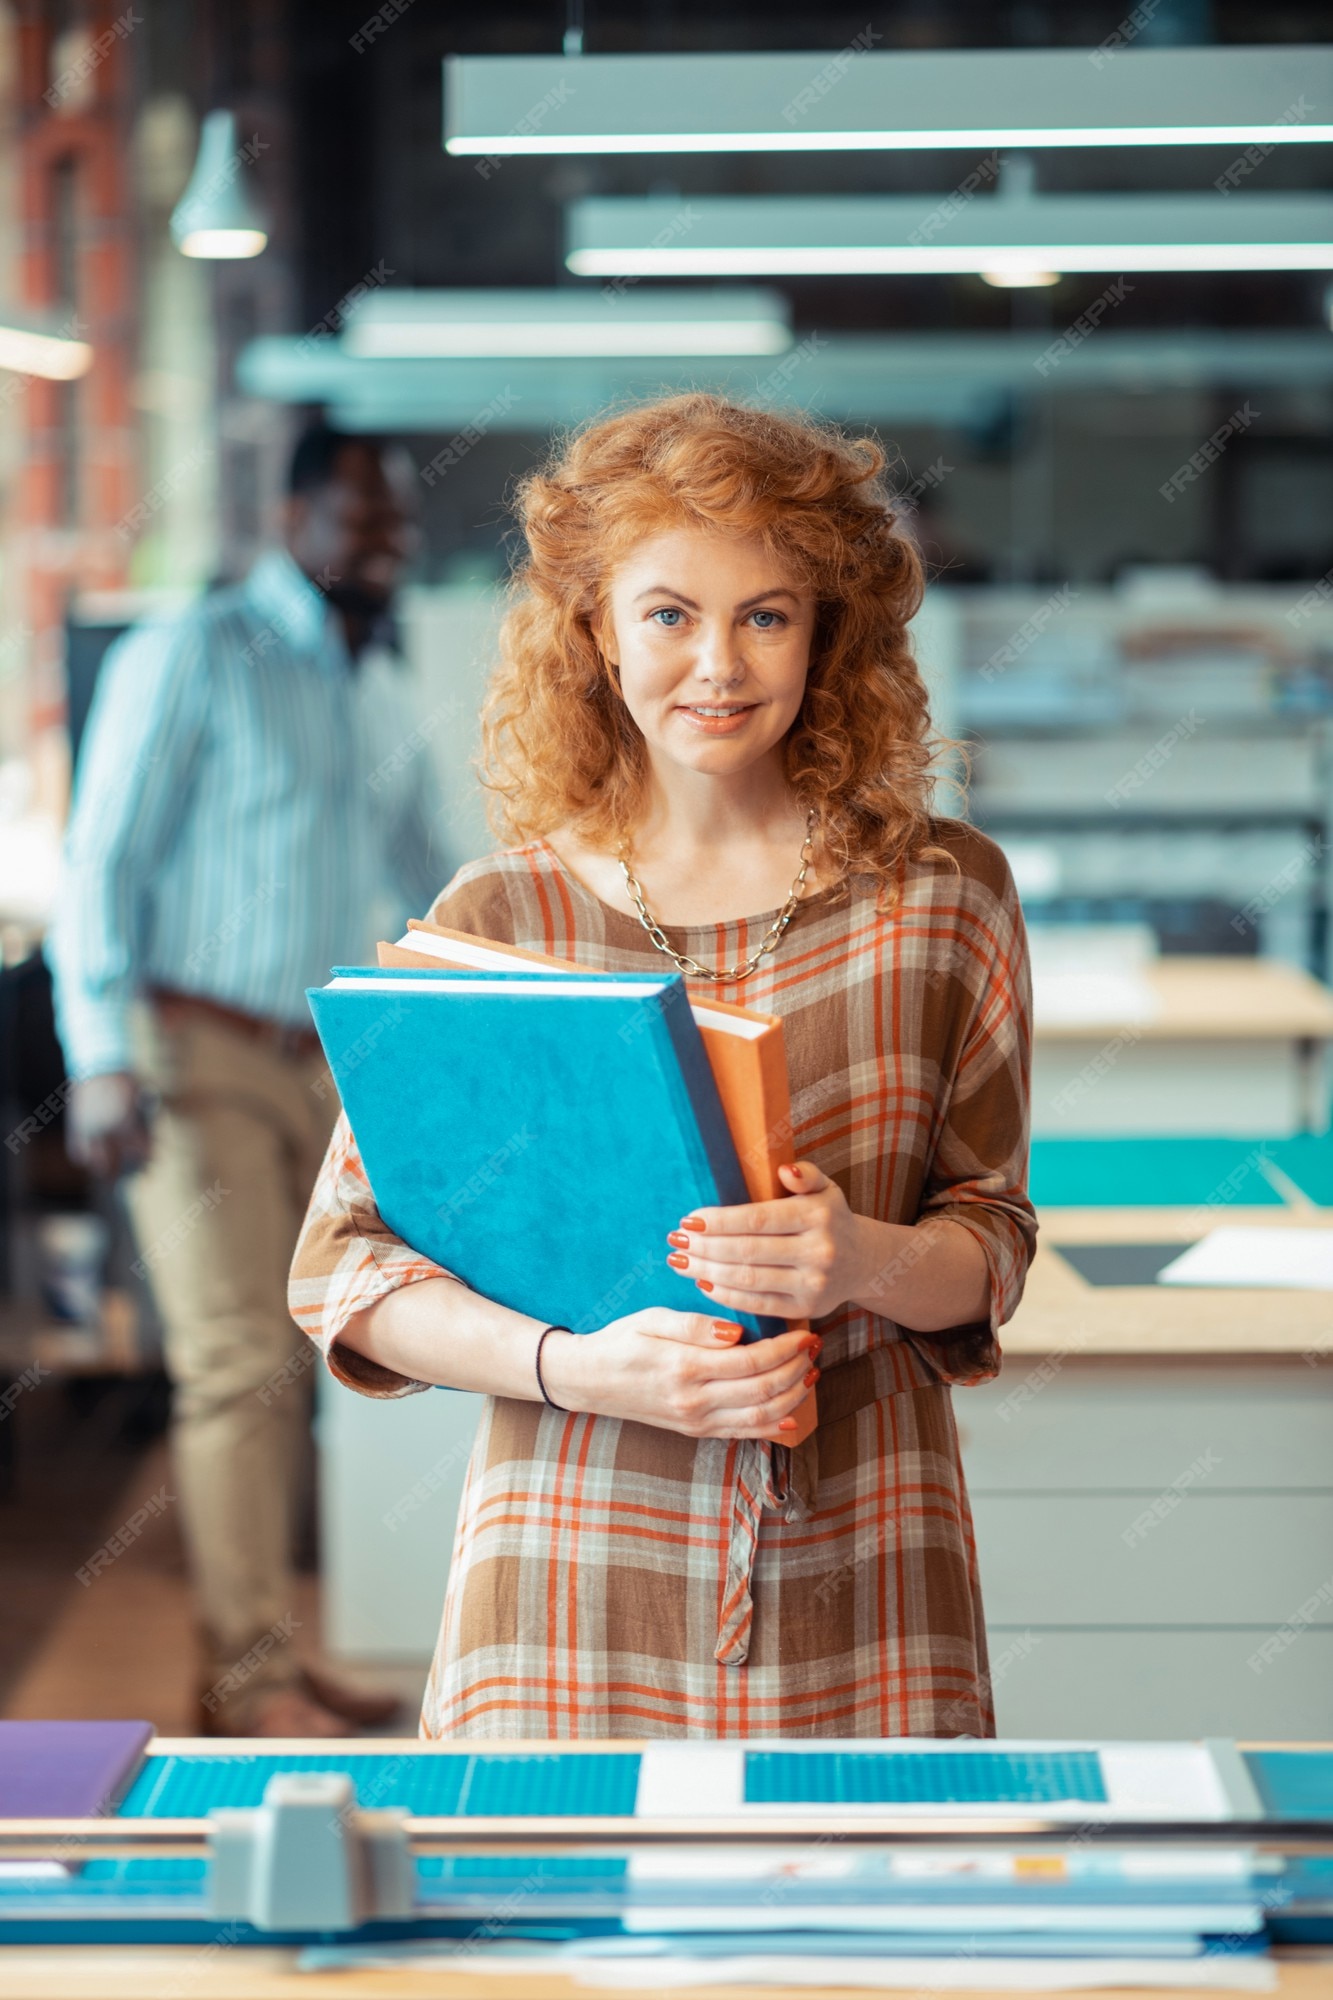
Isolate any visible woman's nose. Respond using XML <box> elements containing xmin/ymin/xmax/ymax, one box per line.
<box><xmin>694</xmin><ymin>625</ymin><xmax>744</xmax><ymax>687</ymax></box>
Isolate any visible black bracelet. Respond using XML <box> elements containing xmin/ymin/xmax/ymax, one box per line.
<box><xmin>534</xmin><ymin>1324</ymin><xmax>572</xmax><ymax>1411</ymax></box>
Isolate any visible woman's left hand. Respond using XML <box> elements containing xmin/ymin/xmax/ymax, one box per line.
<box><xmin>665</xmin><ymin>1160</ymin><xmax>872</xmax><ymax>1321</ymax></box>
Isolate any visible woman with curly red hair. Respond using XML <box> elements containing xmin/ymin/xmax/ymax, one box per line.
<box><xmin>290</xmin><ymin>392</ymin><xmax>1036</xmax><ymax>1739</ymax></box>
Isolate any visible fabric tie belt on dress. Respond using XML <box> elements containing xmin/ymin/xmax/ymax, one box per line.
<box><xmin>713</xmin><ymin>1340</ymin><xmax>934</xmax><ymax>1667</ymax></box>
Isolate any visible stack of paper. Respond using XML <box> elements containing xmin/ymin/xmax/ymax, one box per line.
<box><xmin>393</xmin><ymin>1741</ymin><xmax>1277</xmax><ymax>1990</ymax></box>
<box><xmin>398</xmin><ymin>1836</ymin><xmax>1273</xmax><ymax>1989</ymax></box>
<box><xmin>302</xmin><ymin>1938</ymin><xmax>1276</xmax><ymax>1991</ymax></box>
<box><xmin>616</xmin><ymin>1843</ymin><xmax>1268</xmax><ymax>1959</ymax></box>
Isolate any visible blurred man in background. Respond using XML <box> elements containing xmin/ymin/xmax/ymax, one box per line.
<box><xmin>48</xmin><ymin>424</ymin><xmax>447</xmax><ymax>1736</ymax></box>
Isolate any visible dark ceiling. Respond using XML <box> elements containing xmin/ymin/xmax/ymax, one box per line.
<box><xmin>278</xmin><ymin>0</ymin><xmax>1333</xmax><ymax>338</ymax></box>
<box><xmin>161</xmin><ymin>0</ymin><xmax>1333</xmax><ymax>584</ymax></box>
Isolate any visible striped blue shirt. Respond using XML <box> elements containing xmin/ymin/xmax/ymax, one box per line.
<box><xmin>48</xmin><ymin>549</ymin><xmax>449</xmax><ymax>1078</ymax></box>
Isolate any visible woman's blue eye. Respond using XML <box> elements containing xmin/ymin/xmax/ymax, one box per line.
<box><xmin>750</xmin><ymin>609</ymin><xmax>785</xmax><ymax>629</ymax></box>
<box><xmin>650</xmin><ymin>607</ymin><xmax>684</xmax><ymax>627</ymax></box>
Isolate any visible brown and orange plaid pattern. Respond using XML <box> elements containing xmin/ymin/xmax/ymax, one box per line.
<box><xmin>289</xmin><ymin>819</ymin><xmax>1036</xmax><ymax>1738</ymax></box>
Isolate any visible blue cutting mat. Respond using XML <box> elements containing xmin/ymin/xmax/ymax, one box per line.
<box><xmin>745</xmin><ymin>1749</ymin><xmax>1108</xmax><ymax>1806</ymax></box>
<box><xmin>120</xmin><ymin>1752</ymin><xmax>640</xmax><ymax>1819</ymax></box>
<box><xmin>1029</xmin><ymin>1138</ymin><xmax>1285</xmax><ymax>1209</ymax></box>
<box><xmin>1246</xmin><ymin>1750</ymin><xmax>1333</xmax><ymax>1820</ymax></box>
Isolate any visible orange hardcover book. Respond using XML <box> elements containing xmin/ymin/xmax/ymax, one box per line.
<box><xmin>376</xmin><ymin>918</ymin><xmax>816</xmax><ymax>1443</ymax></box>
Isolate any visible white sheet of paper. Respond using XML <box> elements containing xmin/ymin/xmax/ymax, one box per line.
<box><xmin>299</xmin><ymin>1943</ymin><xmax>1276</xmax><ymax>1992</ymax></box>
<box><xmin>620</xmin><ymin>1905</ymin><xmax>1262</xmax><ymax>1936</ymax></box>
<box><xmin>635</xmin><ymin>1741</ymin><xmax>1230</xmax><ymax>1822</ymax></box>
<box><xmin>568</xmin><ymin>1952</ymin><xmax>1275</xmax><ymax>1991</ymax></box>
<box><xmin>1157</xmin><ymin>1227</ymin><xmax>1333</xmax><ymax>1291</ymax></box>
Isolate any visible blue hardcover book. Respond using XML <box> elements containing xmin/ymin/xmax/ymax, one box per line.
<box><xmin>307</xmin><ymin>967</ymin><xmax>784</xmax><ymax>1341</ymax></box>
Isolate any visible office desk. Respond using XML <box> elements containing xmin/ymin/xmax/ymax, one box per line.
<box><xmin>1005</xmin><ymin>1204</ymin><xmax>1333</xmax><ymax>1358</ymax></box>
<box><xmin>1020</xmin><ymin>1132</ymin><xmax>1333</xmax><ymax>1355</ymax></box>
<box><xmin>1032</xmin><ymin>956</ymin><xmax>1333</xmax><ymax>1137</ymax></box>
<box><xmin>2</xmin><ymin>1952</ymin><xmax>1330</xmax><ymax>1997</ymax></box>
<box><xmin>958</xmin><ymin>1139</ymin><xmax>1333</xmax><ymax>1739</ymax></box>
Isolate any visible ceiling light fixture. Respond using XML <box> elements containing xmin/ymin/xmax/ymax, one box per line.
<box><xmin>170</xmin><ymin>110</ymin><xmax>268</xmax><ymax>260</ymax></box>
<box><xmin>236</xmin><ymin>331</ymin><xmax>1333</xmax><ymax>432</ymax></box>
<box><xmin>0</xmin><ymin>315</ymin><xmax>93</xmax><ymax>379</ymax></box>
<box><xmin>566</xmin><ymin>194</ymin><xmax>1333</xmax><ymax>280</ymax></box>
<box><xmin>446</xmin><ymin>47</ymin><xmax>1333</xmax><ymax>156</ymax></box>
<box><xmin>340</xmin><ymin>287</ymin><xmax>792</xmax><ymax>359</ymax></box>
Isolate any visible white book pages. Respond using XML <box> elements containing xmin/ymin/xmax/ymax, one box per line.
<box><xmin>394</xmin><ymin>932</ymin><xmax>769</xmax><ymax>1038</ymax></box>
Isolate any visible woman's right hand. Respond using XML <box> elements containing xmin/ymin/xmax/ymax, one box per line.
<box><xmin>536</xmin><ymin>1310</ymin><xmax>821</xmax><ymax>1440</ymax></box>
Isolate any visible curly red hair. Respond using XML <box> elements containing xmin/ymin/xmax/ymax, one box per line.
<box><xmin>477</xmin><ymin>391</ymin><xmax>956</xmax><ymax>902</ymax></box>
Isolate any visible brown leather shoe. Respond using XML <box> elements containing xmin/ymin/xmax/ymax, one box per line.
<box><xmin>298</xmin><ymin>1662</ymin><xmax>403</xmax><ymax>1729</ymax></box>
<box><xmin>197</xmin><ymin>1684</ymin><xmax>357</xmax><ymax>1738</ymax></box>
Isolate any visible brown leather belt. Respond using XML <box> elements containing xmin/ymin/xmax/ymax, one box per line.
<box><xmin>148</xmin><ymin>985</ymin><xmax>323</xmax><ymax>1061</ymax></box>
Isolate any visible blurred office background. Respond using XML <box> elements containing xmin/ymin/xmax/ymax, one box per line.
<box><xmin>2</xmin><ymin>0</ymin><xmax>1333</xmax><ymax>1738</ymax></box>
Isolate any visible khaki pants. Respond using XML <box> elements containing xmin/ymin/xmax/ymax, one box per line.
<box><xmin>125</xmin><ymin>1000</ymin><xmax>337</xmax><ymax>1720</ymax></box>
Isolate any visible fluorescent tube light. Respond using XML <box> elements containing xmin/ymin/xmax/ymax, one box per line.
<box><xmin>566</xmin><ymin>194</ymin><xmax>1333</xmax><ymax>280</ymax></box>
<box><xmin>446</xmin><ymin>48</ymin><xmax>1333</xmax><ymax>155</ymax></box>
<box><xmin>347</xmin><ymin>321</ymin><xmax>789</xmax><ymax>358</ymax></box>
<box><xmin>571</xmin><ymin>244</ymin><xmax>1333</xmax><ymax>278</ymax></box>
<box><xmin>341</xmin><ymin>287</ymin><xmax>791</xmax><ymax>359</ymax></box>
<box><xmin>0</xmin><ymin>319</ymin><xmax>93</xmax><ymax>379</ymax></box>
<box><xmin>456</xmin><ymin>124</ymin><xmax>1333</xmax><ymax>155</ymax></box>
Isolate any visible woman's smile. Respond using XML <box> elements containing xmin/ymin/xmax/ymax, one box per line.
<box><xmin>674</xmin><ymin>699</ymin><xmax>760</xmax><ymax>734</ymax></box>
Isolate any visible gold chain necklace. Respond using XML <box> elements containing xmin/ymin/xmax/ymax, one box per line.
<box><xmin>617</xmin><ymin>808</ymin><xmax>817</xmax><ymax>982</ymax></box>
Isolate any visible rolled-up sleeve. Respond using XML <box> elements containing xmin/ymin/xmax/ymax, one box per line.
<box><xmin>288</xmin><ymin>1111</ymin><xmax>462</xmax><ymax>1399</ymax></box>
<box><xmin>914</xmin><ymin>861</ymin><xmax>1037</xmax><ymax>1383</ymax></box>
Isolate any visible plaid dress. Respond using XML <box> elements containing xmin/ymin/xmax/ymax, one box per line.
<box><xmin>289</xmin><ymin>819</ymin><xmax>1036</xmax><ymax>1739</ymax></box>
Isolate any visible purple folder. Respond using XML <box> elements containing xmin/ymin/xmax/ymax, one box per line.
<box><xmin>0</xmin><ymin>1720</ymin><xmax>152</xmax><ymax>1817</ymax></box>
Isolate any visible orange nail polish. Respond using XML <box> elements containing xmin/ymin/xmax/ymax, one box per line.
<box><xmin>666</xmin><ymin>1252</ymin><xmax>689</xmax><ymax>1270</ymax></box>
<box><xmin>803</xmin><ymin>1368</ymin><xmax>819</xmax><ymax>1387</ymax></box>
<box><xmin>695</xmin><ymin>1278</ymin><xmax>714</xmax><ymax>1292</ymax></box>
<box><xmin>712</xmin><ymin>1321</ymin><xmax>742</xmax><ymax>1342</ymax></box>
<box><xmin>777</xmin><ymin>1416</ymin><xmax>798</xmax><ymax>1432</ymax></box>
<box><xmin>666</xmin><ymin>1230</ymin><xmax>689</xmax><ymax>1249</ymax></box>
<box><xmin>681</xmin><ymin>1215</ymin><xmax>706</xmax><ymax>1232</ymax></box>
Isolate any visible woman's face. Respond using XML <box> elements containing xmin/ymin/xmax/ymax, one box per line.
<box><xmin>595</xmin><ymin>526</ymin><xmax>815</xmax><ymax>781</ymax></box>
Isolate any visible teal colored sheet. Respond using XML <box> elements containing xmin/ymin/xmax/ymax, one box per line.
<box><xmin>744</xmin><ymin>1749</ymin><xmax>1107</xmax><ymax>1806</ymax></box>
<box><xmin>120</xmin><ymin>1751</ymin><xmax>640</xmax><ymax>1819</ymax></box>
<box><xmin>1029</xmin><ymin>1138</ymin><xmax>1286</xmax><ymax>1209</ymax></box>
